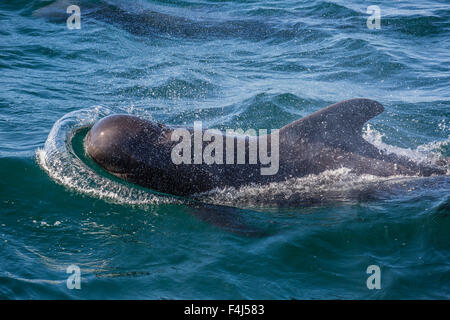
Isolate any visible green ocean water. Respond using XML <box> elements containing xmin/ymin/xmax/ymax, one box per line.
<box><xmin>0</xmin><ymin>0</ymin><xmax>449</xmax><ymax>299</ymax></box>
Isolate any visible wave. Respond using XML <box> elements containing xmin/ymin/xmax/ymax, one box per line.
<box><xmin>114</xmin><ymin>77</ymin><xmax>216</xmax><ymax>100</ymax></box>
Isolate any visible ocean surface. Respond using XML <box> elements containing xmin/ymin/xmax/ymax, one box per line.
<box><xmin>1</xmin><ymin>0</ymin><xmax>449</xmax><ymax>299</ymax></box>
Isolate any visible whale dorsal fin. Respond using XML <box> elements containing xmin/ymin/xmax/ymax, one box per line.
<box><xmin>280</xmin><ymin>98</ymin><xmax>384</xmax><ymax>151</ymax></box>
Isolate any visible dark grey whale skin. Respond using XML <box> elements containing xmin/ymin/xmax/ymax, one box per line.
<box><xmin>85</xmin><ymin>99</ymin><xmax>446</xmax><ymax>197</ymax></box>
<box><xmin>33</xmin><ymin>0</ymin><xmax>274</xmax><ymax>40</ymax></box>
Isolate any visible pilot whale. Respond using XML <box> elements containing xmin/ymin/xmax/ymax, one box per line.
<box><xmin>85</xmin><ymin>98</ymin><xmax>446</xmax><ymax>197</ymax></box>
<box><xmin>33</xmin><ymin>0</ymin><xmax>273</xmax><ymax>40</ymax></box>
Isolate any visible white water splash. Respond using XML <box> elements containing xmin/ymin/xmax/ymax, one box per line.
<box><xmin>196</xmin><ymin>168</ymin><xmax>415</xmax><ymax>207</ymax></box>
<box><xmin>36</xmin><ymin>105</ymin><xmax>179</xmax><ymax>206</ymax></box>
<box><xmin>363</xmin><ymin>124</ymin><xmax>450</xmax><ymax>168</ymax></box>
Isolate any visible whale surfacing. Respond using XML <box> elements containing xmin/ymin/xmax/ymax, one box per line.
<box><xmin>85</xmin><ymin>99</ymin><xmax>446</xmax><ymax>197</ymax></box>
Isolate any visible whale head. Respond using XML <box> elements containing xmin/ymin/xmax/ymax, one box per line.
<box><xmin>85</xmin><ymin>114</ymin><xmax>171</xmax><ymax>175</ymax></box>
